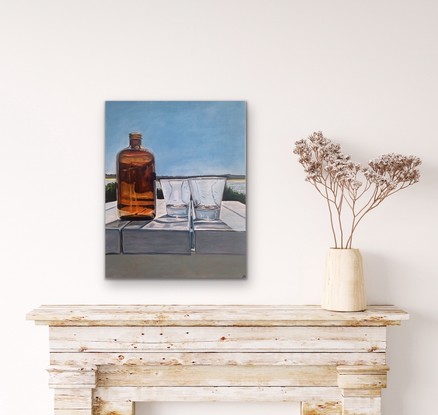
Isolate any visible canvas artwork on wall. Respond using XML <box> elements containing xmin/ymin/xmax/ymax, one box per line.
<box><xmin>105</xmin><ymin>101</ymin><xmax>247</xmax><ymax>278</ymax></box>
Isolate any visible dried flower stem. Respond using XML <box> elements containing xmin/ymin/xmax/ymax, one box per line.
<box><xmin>293</xmin><ymin>132</ymin><xmax>421</xmax><ymax>248</ymax></box>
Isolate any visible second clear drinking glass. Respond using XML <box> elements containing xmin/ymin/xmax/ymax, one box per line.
<box><xmin>189</xmin><ymin>177</ymin><xmax>226</xmax><ymax>220</ymax></box>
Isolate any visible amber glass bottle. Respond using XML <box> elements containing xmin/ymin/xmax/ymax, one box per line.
<box><xmin>117</xmin><ymin>132</ymin><xmax>156</xmax><ymax>220</ymax></box>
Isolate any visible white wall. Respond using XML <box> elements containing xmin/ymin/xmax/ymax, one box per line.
<box><xmin>1</xmin><ymin>1</ymin><xmax>437</xmax><ymax>414</ymax></box>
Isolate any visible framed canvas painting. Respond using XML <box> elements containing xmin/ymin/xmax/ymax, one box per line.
<box><xmin>105</xmin><ymin>101</ymin><xmax>247</xmax><ymax>278</ymax></box>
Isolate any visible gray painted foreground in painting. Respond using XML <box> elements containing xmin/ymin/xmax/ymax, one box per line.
<box><xmin>106</xmin><ymin>254</ymin><xmax>246</xmax><ymax>279</ymax></box>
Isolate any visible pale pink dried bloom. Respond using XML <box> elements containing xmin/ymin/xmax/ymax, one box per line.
<box><xmin>293</xmin><ymin>132</ymin><xmax>421</xmax><ymax>248</ymax></box>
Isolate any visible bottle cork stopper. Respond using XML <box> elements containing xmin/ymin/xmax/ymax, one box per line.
<box><xmin>129</xmin><ymin>132</ymin><xmax>142</xmax><ymax>139</ymax></box>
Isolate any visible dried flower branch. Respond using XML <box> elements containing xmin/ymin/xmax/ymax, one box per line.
<box><xmin>293</xmin><ymin>132</ymin><xmax>421</xmax><ymax>248</ymax></box>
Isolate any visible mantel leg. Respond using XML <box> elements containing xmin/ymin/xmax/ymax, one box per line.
<box><xmin>49</xmin><ymin>365</ymin><xmax>97</xmax><ymax>415</ymax></box>
<box><xmin>341</xmin><ymin>395</ymin><xmax>381</xmax><ymax>415</ymax></box>
<box><xmin>54</xmin><ymin>389</ymin><xmax>93</xmax><ymax>415</ymax></box>
<box><xmin>93</xmin><ymin>392</ymin><xmax>135</xmax><ymax>415</ymax></box>
<box><xmin>337</xmin><ymin>365</ymin><xmax>389</xmax><ymax>415</ymax></box>
<box><xmin>301</xmin><ymin>401</ymin><xmax>342</xmax><ymax>414</ymax></box>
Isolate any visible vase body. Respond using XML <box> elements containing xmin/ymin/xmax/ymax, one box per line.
<box><xmin>322</xmin><ymin>248</ymin><xmax>366</xmax><ymax>312</ymax></box>
<box><xmin>117</xmin><ymin>132</ymin><xmax>156</xmax><ymax>220</ymax></box>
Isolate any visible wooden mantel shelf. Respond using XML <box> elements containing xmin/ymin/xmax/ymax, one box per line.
<box><xmin>27</xmin><ymin>304</ymin><xmax>408</xmax><ymax>327</ymax></box>
<box><xmin>27</xmin><ymin>305</ymin><xmax>408</xmax><ymax>415</ymax></box>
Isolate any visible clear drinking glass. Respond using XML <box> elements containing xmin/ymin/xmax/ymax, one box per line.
<box><xmin>160</xmin><ymin>179</ymin><xmax>191</xmax><ymax>217</ymax></box>
<box><xmin>189</xmin><ymin>177</ymin><xmax>226</xmax><ymax>220</ymax></box>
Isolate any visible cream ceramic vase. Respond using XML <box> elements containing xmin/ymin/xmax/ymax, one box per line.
<box><xmin>322</xmin><ymin>248</ymin><xmax>366</xmax><ymax>312</ymax></box>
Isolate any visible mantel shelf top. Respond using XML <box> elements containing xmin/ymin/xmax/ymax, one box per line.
<box><xmin>27</xmin><ymin>304</ymin><xmax>409</xmax><ymax>327</ymax></box>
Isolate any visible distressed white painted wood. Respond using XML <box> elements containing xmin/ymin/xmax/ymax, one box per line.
<box><xmin>27</xmin><ymin>305</ymin><xmax>408</xmax><ymax>415</ymax></box>
<box><xmin>93</xmin><ymin>398</ymin><xmax>134</xmax><ymax>415</ymax></box>
<box><xmin>55</xmin><ymin>389</ymin><xmax>93</xmax><ymax>409</ymax></box>
<box><xmin>54</xmin><ymin>410</ymin><xmax>92</xmax><ymax>415</ymax></box>
<box><xmin>95</xmin><ymin>365</ymin><xmax>337</xmax><ymax>387</ymax></box>
<box><xmin>337</xmin><ymin>365</ymin><xmax>388</xmax><ymax>415</ymax></box>
<box><xmin>342</xmin><ymin>396</ymin><xmax>382</xmax><ymax>415</ymax></box>
<box><xmin>93</xmin><ymin>386</ymin><xmax>341</xmax><ymax>402</ymax></box>
<box><xmin>50</xmin><ymin>351</ymin><xmax>386</xmax><ymax>367</ymax></box>
<box><xmin>337</xmin><ymin>365</ymin><xmax>388</xmax><ymax>390</ymax></box>
<box><xmin>301</xmin><ymin>401</ymin><xmax>341</xmax><ymax>415</ymax></box>
<box><xmin>48</xmin><ymin>326</ymin><xmax>386</xmax><ymax>353</ymax></box>
<box><xmin>27</xmin><ymin>304</ymin><xmax>408</xmax><ymax>326</ymax></box>
<box><xmin>48</xmin><ymin>366</ymin><xmax>96</xmax><ymax>388</ymax></box>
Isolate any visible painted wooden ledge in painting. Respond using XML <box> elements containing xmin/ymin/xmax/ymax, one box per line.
<box><xmin>105</xmin><ymin>200</ymin><xmax>246</xmax><ymax>256</ymax></box>
<box><xmin>27</xmin><ymin>305</ymin><xmax>409</xmax><ymax>415</ymax></box>
<box><xmin>105</xmin><ymin>200</ymin><xmax>246</xmax><ymax>278</ymax></box>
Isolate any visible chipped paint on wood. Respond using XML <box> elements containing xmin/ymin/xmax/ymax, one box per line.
<box><xmin>342</xmin><ymin>389</ymin><xmax>381</xmax><ymax>397</ymax></box>
<box><xmin>54</xmin><ymin>389</ymin><xmax>92</xmax><ymax>409</ymax></box>
<box><xmin>94</xmin><ymin>365</ymin><xmax>338</xmax><ymax>387</ymax></box>
<box><xmin>27</xmin><ymin>304</ymin><xmax>407</xmax><ymax>415</ymax></box>
<box><xmin>48</xmin><ymin>326</ymin><xmax>386</xmax><ymax>353</ymax></box>
<box><xmin>342</xmin><ymin>396</ymin><xmax>382</xmax><ymax>415</ymax></box>
<box><xmin>93</xmin><ymin>395</ymin><xmax>133</xmax><ymax>415</ymax></box>
<box><xmin>27</xmin><ymin>305</ymin><xmax>409</xmax><ymax>327</ymax></box>
<box><xmin>93</xmin><ymin>386</ymin><xmax>341</xmax><ymax>402</ymax></box>
<box><xmin>50</xmin><ymin>351</ymin><xmax>386</xmax><ymax>367</ymax></box>
<box><xmin>337</xmin><ymin>365</ymin><xmax>389</xmax><ymax>390</ymax></box>
<box><xmin>301</xmin><ymin>401</ymin><xmax>342</xmax><ymax>415</ymax></box>
<box><xmin>48</xmin><ymin>366</ymin><xmax>96</xmax><ymax>388</ymax></box>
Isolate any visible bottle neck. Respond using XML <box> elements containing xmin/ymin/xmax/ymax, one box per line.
<box><xmin>129</xmin><ymin>138</ymin><xmax>142</xmax><ymax>149</ymax></box>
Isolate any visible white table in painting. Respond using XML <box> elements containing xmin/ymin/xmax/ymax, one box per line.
<box><xmin>105</xmin><ymin>200</ymin><xmax>246</xmax><ymax>278</ymax></box>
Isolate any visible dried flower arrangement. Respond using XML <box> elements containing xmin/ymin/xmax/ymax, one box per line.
<box><xmin>294</xmin><ymin>132</ymin><xmax>421</xmax><ymax>249</ymax></box>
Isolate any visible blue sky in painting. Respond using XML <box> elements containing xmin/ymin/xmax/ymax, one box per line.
<box><xmin>105</xmin><ymin>101</ymin><xmax>246</xmax><ymax>177</ymax></box>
